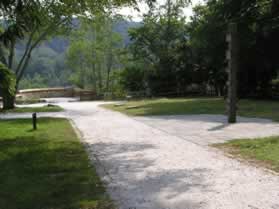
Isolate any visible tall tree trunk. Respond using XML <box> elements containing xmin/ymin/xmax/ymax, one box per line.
<box><xmin>2</xmin><ymin>42</ymin><xmax>16</xmax><ymax>110</ymax></box>
<box><xmin>2</xmin><ymin>90</ymin><xmax>15</xmax><ymax>110</ymax></box>
<box><xmin>8</xmin><ymin>40</ymin><xmax>15</xmax><ymax>69</ymax></box>
<box><xmin>16</xmin><ymin>48</ymin><xmax>33</xmax><ymax>88</ymax></box>
<box><xmin>97</xmin><ymin>63</ymin><xmax>103</xmax><ymax>92</ymax></box>
<box><xmin>0</xmin><ymin>45</ymin><xmax>7</xmax><ymax>65</ymax></box>
<box><xmin>106</xmin><ymin>67</ymin><xmax>111</xmax><ymax>92</ymax></box>
<box><xmin>106</xmin><ymin>54</ymin><xmax>112</xmax><ymax>92</ymax></box>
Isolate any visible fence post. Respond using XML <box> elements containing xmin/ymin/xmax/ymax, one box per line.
<box><xmin>226</xmin><ymin>23</ymin><xmax>239</xmax><ymax>123</ymax></box>
<box><xmin>32</xmin><ymin>113</ymin><xmax>37</xmax><ymax>130</ymax></box>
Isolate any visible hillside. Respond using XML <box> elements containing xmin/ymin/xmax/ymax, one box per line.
<box><xmin>17</xmin><ymin>20</ymin><xmax>141</xmax><ymax>89</ymax></box>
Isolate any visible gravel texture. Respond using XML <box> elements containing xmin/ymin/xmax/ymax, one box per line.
<box><xmin>1</xmin><ymin>100</ymin><xmax>279</xmax><ymax>209</ymax></box>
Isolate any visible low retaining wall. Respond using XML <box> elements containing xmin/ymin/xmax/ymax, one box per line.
<box><xmin>18</xmin><ymin>87</ymin><xmax>75</xmax><ymax>99</ymax></box>
<box><xmin>17</xmin><ymin>87</ymin><xmax>97</xmax><ymax>101</ymax></box>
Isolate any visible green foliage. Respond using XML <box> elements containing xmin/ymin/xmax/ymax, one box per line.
<box><xmin>0</xmin><ymin>118</ymin><xmax>112</xmax><ymax>209</ymax></box>
<box><xmin>19</xmin><ymin>74</ymin><xmax>48</xmax><ymax>89</ymax></box>
<box><xmin>18</xmin><ymin>46</ymin><xmax>69</xmax><ymax>89</ymax></box>
<box><xmin>128</xmin><ymin>2</ymin><xmax>192</xmax><ymax>95</ymax></box>
<box><xmin>120</xmin><ymin>64</ymin><xmax>145</xmax><ymax>91</ymax></box>
<box><xmin>188</xmin><ymin>1</ymin><xmax>227</xmax><ymax>96</ymax></box>
<box><xmin>1</xmin><ymin>0</ymin><xmax>139</xmax><ymax>91</ymax></box>
<box><xmin>66</xmin><ymin>14</ymin><xmax>125</xmax><ymax>94</ymax></box>
<box><xmin>188</xmin><ymin>0</ymin><xmax>279</xmax><ymax>98</ymax></box>
<box><xmin>118</xmin><ymin>0</ymin><xmax>279</xmax><ymax>98</ymax></box>
<box><xmin>0</xmin><ymin>62</ymin><xmax>15</xmax><ymax>96</ymax></box>
<box><xmin>3</xmin><ymin>0</ymin><xmax>277</xmax><ymax>100</ymax></box>
<box><xmin>105</xmin><ymin>70</ymin><xmax>126</xmax><ymax>99</ymax></box>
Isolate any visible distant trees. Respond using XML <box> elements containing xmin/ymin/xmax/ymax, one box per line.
<box><xmin>1</xmin><ymin>0</ymin><xmax>277</xmax><ymax>101</ymax></box>
<box><xmin>0</xmin><ymin>0</ymin><xmax>141</xmax><ymax>108</ymax></box>
<box><xmin>19</xmin><ymin>46</ymin><xmax>69</xmax><ymax>89</ymax></box>
<box><xmin>66</xmin><ymin>14</ymin><xmax>125</xmax><ymax>95</ymax></box>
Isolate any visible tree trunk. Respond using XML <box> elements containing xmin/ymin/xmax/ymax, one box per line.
<box><xmin>106</xmin><ymin>62</ymin><xmax>112</xmax><ymax>92</ymax></box>
<box><xmin>8</xmin><ymin>40</ymin><xmax>15</xmax><ymax>69</ymax></box>
<box><xmin>2</xmin><ymin>91</ymin><xmax>15</xmax><ymax>110</ymax></box>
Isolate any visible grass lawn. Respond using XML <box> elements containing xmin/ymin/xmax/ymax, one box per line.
<box><xmin>1</xmin><ymin>105</ymin><xmax>63</xmax><ymax>113</ymax></box>
<box><xmin>103</xmin><ymin>97</ymin><xmax>279</xmax><ymax>121</ymax></box>
<box><xmin>215</xmin><ymin>136</ymin><xmax>279</xmax><ymax>173</ymax></box>
<box><xmin>0</xmin><ymin>118</ymin><xmax>112</xmax><ymax>209</ymax></box>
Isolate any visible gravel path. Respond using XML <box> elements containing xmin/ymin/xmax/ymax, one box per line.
<box><xmin>1</xmin><ymin>100</ymin><xmax>279</xmax><ymax>209</ymax></box>
<box><xmin>135</xmin><ymin>115</ymin><xmax>279</xmax><ymax>145</ymax></box>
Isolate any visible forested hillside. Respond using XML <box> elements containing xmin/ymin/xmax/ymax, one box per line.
<box><xmin>17</xmin><ymin>20</ymin><xmax>140</xmax><ymax>89</ymax></box>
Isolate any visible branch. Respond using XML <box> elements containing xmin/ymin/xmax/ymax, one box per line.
<box><xmin>16</xmin><ymin>17</ymin><xmax>70</xmax><ymax>84</ymax></box>
<box><xmin>0</xmin><ymin>45</ymin><xmax>7</xmax><ymax>65</ymax></box>
<box><xmin>15</xmin><ymin>29</ymin><xmax>36</xmax><ymax>75</ymax></box>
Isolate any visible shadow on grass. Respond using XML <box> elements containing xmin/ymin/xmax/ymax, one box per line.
<box><xmin>85</xmin><ymin>141</ymin><xmax>211</xmax><ymax>208</ymax></box>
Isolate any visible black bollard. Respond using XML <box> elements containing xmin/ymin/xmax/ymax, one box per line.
<box><xmin>32</xmin><ymin>113</ymin><xmax>37</xmax><ymax>130</ymax></box>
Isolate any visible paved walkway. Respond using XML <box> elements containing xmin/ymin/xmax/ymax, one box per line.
<box><xmin>1</xmin><ymin>100</ymin><xmax>279</xmax><ymax>209</ymax></box>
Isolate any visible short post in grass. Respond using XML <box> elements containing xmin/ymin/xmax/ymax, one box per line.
<box><xmin>32</xmin><ymin>113</ymin><xmax>37</xmax><ymax>130</ymax></box>
<box><xmin>226</xmin><ymin>23</ymin><xmax>239</xmax><ymax>123</ymax></box>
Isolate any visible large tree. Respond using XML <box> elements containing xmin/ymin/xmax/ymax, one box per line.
<box><xmin>0</xmin><ymin>0</ymin><xmax>37</xmax><ymax>108</ymax></box>
<box><xmin>66</xmin><ymin>14</ymin><xmax>124</xmax><ymax>94</ymax></box>
<box><xmin>0</xmin><ymin>62</ymin><xmax>15</xmax><ymax>109</ymax></box>
<box><xmin>188</xmin><ymin>1</ymin><xmax>227</xmax><ymax>96</ymax></box>
<box><xmin>188</xmin><ymin>0</ymin><xmax>279</xmax><ymax>98</ymax></box>
<box><xmin>0</xmin><ymin>0</ymin><xmax>143</xmax><ymax>108</ymax></box>
<box><xmin>128</xmin><ymin>0</ymin><xmax>192</xmax><ymax>95</ymax></box>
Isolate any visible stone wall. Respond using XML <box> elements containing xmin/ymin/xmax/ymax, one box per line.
<box><xmin>17</xmin><ymin>87</ymin><xmax>75</xmax><ymax>99</ymax></box>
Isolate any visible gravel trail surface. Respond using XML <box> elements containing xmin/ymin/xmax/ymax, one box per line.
<box><xmin>1</xmin><ymin>100</ymin><xmax>279</xmax><ymax>209</ymax></box>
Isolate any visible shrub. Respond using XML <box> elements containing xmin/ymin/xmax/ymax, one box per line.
<box><xmin>0</xmin><ymin>62</ymin><xmax>15</xmax><ymax>97</ymax></box>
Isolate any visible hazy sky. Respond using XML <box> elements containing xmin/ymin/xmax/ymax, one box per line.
<box><xmin>118</xmin><ymin>0</ymin><xmax>204</xmax><ymax>21</ymax></box>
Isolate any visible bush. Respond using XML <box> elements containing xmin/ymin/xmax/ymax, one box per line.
<box><xmin>0</xmin><ymin>62</ymin><xmax>15</xmax><ymax>96</ymax></box>
<box><xmin>120</xmin><ymin>65</ymin><xmax>145</xmax><ymax>92</ymax></box>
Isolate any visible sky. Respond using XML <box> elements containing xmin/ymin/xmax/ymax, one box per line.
<box><xmin>117</xmin><ymin>0</ymin><xmax>204</xmax><ymax>22</ymax></box>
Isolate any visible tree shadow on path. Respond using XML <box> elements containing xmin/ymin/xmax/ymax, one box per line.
<box><xmin>85</xmin><ymin>141</ymin><xmax>212</xmax><ymax>209</ymax></box>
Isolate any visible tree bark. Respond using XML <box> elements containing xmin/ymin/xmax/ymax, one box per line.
<box><xmin>0</xmin><ymin>45</ymin><xmax>8</xmax><ymax>66</ymax></box>
<box><xmin>8</xmin><ymin>40</ymin><xmax>15</xmax><ymax>69</ymax></box>
<box><xmin>106</xmin><ymin>67</ymin><xmax>111</xmax><ymax>92</ymax></box>
<box><xmin>2</xmin><ymin>91</ymin><xmax>15</xmax><ymax>110</ymax></box>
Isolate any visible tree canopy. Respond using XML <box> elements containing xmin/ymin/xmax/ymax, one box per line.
<box><xmin>1</xmin><ymin>0</ymin><xmax>279</xmax><ymax>103</ymax></box>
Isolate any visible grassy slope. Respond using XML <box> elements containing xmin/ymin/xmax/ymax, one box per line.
<box><xmin>103</xmin><ymin>98</ymin><xmax>279</xmax><ymax>121</ymax></box>
<box><xmin>215</xmin><ymin>136</ymin><xmax>279</xmax><ymax>172</ymax></box>
<box><xmin>0</xmin><ymin>118</ymin><xmax>112</xmax><ymax>209</ymax></box>
<box><xmin>1</xmin><ymin>105</ymin><xmax>63</xmax><ymax>113</ymax></box>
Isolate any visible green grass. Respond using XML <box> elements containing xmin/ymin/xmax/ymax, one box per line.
<box><xmin>215</xmin><ymin>136</ymin><xmax>279</xmax><ymax>172</ymax></box>
<box><xmin>103</xmin><ymin>97</ymin><xmax>279</xmax><ymax>121</ymax></box>
<box><xmin>0</xmin><ymin>118</ymin><xmax>112</xmax><ymax>209</ymax></box>
<box><xmin>1</xmin><ymin>105</ymin><xmax>63</xmax><ymax>113</ymax></box>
